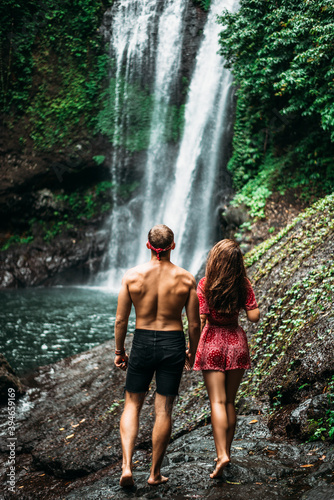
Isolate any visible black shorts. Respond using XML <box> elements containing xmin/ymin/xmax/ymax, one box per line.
<box><xmin>125</xmin><ymin>329</ymin><xmax>186</xmax><ymax>397</ymax></box>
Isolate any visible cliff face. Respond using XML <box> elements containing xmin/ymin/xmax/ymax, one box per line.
<box><xmin>241</xmin><ymin>193</ymin><xmax>334</xmax><ymax>441</ymax></box>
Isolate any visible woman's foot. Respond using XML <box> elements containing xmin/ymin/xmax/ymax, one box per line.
<box><xmin>210</xmin><ymin>456</ymin><xmax>230</xmax><ymax>478</ymax></box>
<box><xmin>214</xmin><ymin>456</ymin><xmax>231</xmax><ymax>465</ymax></box>
<box><xmin>147</xmin><ymin>473</ymin><xmax>169</xmax><ymax>485</ymax></box>
<box><xmin>120</xmin><ymin>465</ymin><xmax>134</xmax><ymax>487</ymax></box>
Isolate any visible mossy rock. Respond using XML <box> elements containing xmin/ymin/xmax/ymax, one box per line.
<box><xmin>238</xmin><ymin>193</ymin><xmax>334</xmax><ymax>440</ymax></box>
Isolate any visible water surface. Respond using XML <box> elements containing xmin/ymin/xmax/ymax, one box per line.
<box><xmin>0</xmin><ymin>287</ymin><xmax>135</xmax><ymax>375</ymax></box>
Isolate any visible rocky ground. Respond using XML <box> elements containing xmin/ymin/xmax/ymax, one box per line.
<box><xmin>0</xmin><ymin>338</ymin><xmax>333</xmax><ymax>500</ymax></box>
<box><xmin>1</xmin><ymin>194</ymin><xmax>333</xmax><ymax>499</ymax></box>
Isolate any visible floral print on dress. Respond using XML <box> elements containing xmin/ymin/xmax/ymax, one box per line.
<box><xmin>193</xmin><ymin>277</ymin><xmax>258</xmax><ymax>372</ymax></box>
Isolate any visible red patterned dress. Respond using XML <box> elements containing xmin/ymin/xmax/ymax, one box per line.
<box><xmin>193</xmin><ymin>277</ymin><xmax>258</xmax><ymax>372</ymax></box>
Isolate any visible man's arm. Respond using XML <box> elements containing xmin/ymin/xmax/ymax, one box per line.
<box><xmin>185</xmin><ymin>278</ymin><xmax>201</xmax><ymax>368</ymax></box>
<box><xmin>114</xmin><ymin>274</ymin><xmax>132</xmax><ymax>371</ymax></box>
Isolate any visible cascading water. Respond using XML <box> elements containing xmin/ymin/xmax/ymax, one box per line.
<box><xmin>99</xmin><ymin>0</ymin><xmax>236</xmax><ymax>289</ymax></box>
<box><xmin>138</xmin><ymin>0</ymin><xmax>188</xmax><ymax>244</ymax></box>
<box><xmin>98</xmin><ymin>0</ymin><xmax>163</xmax><ymax>288</ymax></box>
<box><xmin>159</xmin><ymin>0</ymin><xmax>236</xmax><ymax>274</ymax></box>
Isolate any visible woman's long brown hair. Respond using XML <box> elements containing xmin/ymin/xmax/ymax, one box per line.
<box><xmin>205</xmin><ymin>239</ymin><xmax>248</xmax><ymax>314</ymax></box>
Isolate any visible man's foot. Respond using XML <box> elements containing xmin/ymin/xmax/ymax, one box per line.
<box><xmin>147</xmin><ymin>474</ymin><xmax>169</xmax><ymax>485</ymax></box>
<box><xmin>210</xmin><ymin>456</ymin><xmax>230</xmax><ymax>479</ymax></box>
<box><xmin>120</xmin><ymin>466</ymin><xmax>134</xmax><ymax>487</ymax></box>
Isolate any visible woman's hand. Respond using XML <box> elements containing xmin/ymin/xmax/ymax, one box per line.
<box><xmin>246</xmin><ymin>308</ymin><xmax>260</xmax><ymax>323</ymax></box>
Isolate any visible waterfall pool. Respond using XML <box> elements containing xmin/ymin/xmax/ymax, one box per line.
<box><xmin>0</xmin><ymin>287</ymin><xmax>135</xmax><ymax>376</ymax></box>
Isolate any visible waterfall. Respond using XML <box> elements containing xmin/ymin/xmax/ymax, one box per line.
<box><xmin>159</xmin><ymin>0</ymin><xmax>236</xmax><ymax>274</ymax></box>
<box><xmin>99</xmin><ymin>0</ymin><xmax>236</xmax><ymax>289</ymax></box>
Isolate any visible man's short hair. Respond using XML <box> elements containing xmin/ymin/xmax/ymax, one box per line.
<box><xmin>148</xmin><ymin>224</ymin><xmax>174</xmax><ymax>249</ymax></box>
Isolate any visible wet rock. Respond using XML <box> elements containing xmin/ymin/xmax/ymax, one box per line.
<box><xmin>237</xmin><ymin>396</ymin><xmax>270</xmax><ymax>416</ymax></box>
<box><xmin>279</xmin><ymin>394</ymin><xmax>332</xmax><ymax>440</ymax></box>
<box><xmin>306</xmin><ymin>461</ymin><xmax>334</xmax><ymax>486</ymax></box>
<box><xmin>0</xmin><ymin>354</ymin><xmax>26</xmax><ymax>403</ymax></box>
<box><xmin>307</xmin><ymin>394</ymin><xmax>331</xmax><ymax>420</ymax></box>
<box><xmin>0</xmin><ymin>270</ymin><xmax>15</xmax><ymax>287</ymax></box>
<box><xmin>289</xmin><ymin>399</ymin><xmax>312</xmax><ymax>427</ymax></box>
<box><xmin>301</xmin><ymin>483</ymin><xmax>334</xmax><ymax>500</ymax></box>
<box><xmin>221</xmin><ymin>205</ymin><xmax>249</xmax><ymax>230</ymax></box>
<box><xmin>62</xmin><ymin>422</ymin><xmax>333</xmax><ymax>500</ymax></box>
<box><xmin>0</xmin><ymin>227</ymin><xmax>110</xmax><ymax>288</ymax></box>
<box><xmin>32</xmin><ymin>188</ymin><xmax>62</xmax><ymax>214</ymax></box>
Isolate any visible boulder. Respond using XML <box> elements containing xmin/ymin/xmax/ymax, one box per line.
<box><xmin>0</xmin><ymin>354</ymin><xmax>26</xmax><ymax>403</ymax></box>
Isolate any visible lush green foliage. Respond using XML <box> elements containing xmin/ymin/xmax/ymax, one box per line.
<box><xmin>97</xmin><ymin>76</ymin><xmax>154</xmax><ymax>152</ymax></box>
<box><xmin>218</xmin><ymin>0</ymin><xmax>334</xmax><ymax>216</ymax></box>
<box><xmin>1</xmin><ymin>0</ymin><xmax>186</xmax><ymax>154</ymax></box>
<box><xmin>192</xmin><ymin>0</ymin><xmax>211</xmax><ymax>11</ymax></box>
<box><xmin>0</xmin><ymin>0</ymin><xmax>111</xmax><ymax>150</ymax></box>
<box><xmin>308</xmin><ymin>375</ymin><xmax>334</xmax><ymax>441</ymax></box>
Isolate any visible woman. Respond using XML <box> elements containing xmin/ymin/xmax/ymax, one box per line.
<box><xmin>193</xmin><ymin>239</ymin><xmax>260</xmax><ymax>478</ymax></box>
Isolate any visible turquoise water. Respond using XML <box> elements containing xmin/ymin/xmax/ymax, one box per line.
<box><xmin>0</xmin><ymin>287</ymin><xmax>136</xmax><ymax>375</ymax></box>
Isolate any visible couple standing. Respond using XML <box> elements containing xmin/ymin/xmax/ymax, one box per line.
<box><xmin>114</xmin><ymin>224</ymin><xmax>260</xmax><ymax>487</ymax></box>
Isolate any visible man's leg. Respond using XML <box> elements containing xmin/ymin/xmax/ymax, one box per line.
<box><xmin>148</xmin><ymin>393</ymin><xmax>175</xmax><ymax>485</ymax></box>
<box><xmin>120</xmin><ymin>391</ymin><xmax>146</xmax><ymax>487</ymax></box>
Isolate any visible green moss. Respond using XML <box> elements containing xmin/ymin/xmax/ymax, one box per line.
<box><xmin>236</xmin><ymin>193</ymin><xmax>334</xmax><ymax>405</ymax></box>
<box><xmin>242</xmin><ymin>265</ymin><xmax>334</xmax><ymax>398</ymax></box>
<box><xmin>1</xmin><ymin>0</ymin><xmax>111</xmax><ymax>151</ymax></box>
<box><xmin>244</xmin><ymin>192</ymin><xmax>334</xmax><ymax>267</ymax></box>
<box><xmin>1</xmin><ymin>235</ymin><xmax>34</xmax><ymax>251</ymax></box>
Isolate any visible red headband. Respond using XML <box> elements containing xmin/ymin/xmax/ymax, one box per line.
<box><xmin>147</xmin><ymin>241</ymin><xmax>173</xmax><ymax>260</ymax></box>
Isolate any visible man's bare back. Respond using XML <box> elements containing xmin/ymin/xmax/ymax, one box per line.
<box><xmin>124</xmin><ymin>259</ymin><xmax>195</xmax><ymax>331</ymax></box>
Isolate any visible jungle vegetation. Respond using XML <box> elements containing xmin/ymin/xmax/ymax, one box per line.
<box><xmin>218</xmin><ymin>0</ymin><xmax>334</xmax><ymax>217</ymax></box>
<box><xmin>0</xmin><ymin>0</ymin><xmax>112</xmax><ymax>149</ymax></box>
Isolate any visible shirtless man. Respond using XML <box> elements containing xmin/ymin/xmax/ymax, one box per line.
<box><xmin>114</xmin><ymin>224</ymin><xmax>200</xmax><ymax>487</ymax></box>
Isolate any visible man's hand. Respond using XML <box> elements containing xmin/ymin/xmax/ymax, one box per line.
<box><xmin>185</xmin><ymin>349</ymin><xmax>195</xmax><ymax>371</ymax></box>
<box><xmin>114</xmin><ymin>353</ymin><xmax>129</xmax><ymax>371</ymax></box>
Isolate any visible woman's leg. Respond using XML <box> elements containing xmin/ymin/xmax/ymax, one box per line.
<box><xmin>225</xmin><ymin>369</ymin><xmax>245</xmax><ymax>459</ymax></box>
<box><xmin>203</xmin><ymin>370</ymin><xmax>230</xmax><ymax>478</ymax></box>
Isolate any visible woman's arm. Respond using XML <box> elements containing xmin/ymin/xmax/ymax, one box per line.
<box><xmin>246</xmin><ymin>308</ymin><xmax>260</xmax><ymax>323</ymax></box>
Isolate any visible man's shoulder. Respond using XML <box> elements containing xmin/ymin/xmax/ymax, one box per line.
<box><xmin>172</xmin><ymin>264</ymin><xmax>196</xmax><ymax>287</ymax></box>
<box><xmin>122</xmin><ymin>263</ymin><xmax>147</xmax><ymax>282</ymax></box>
